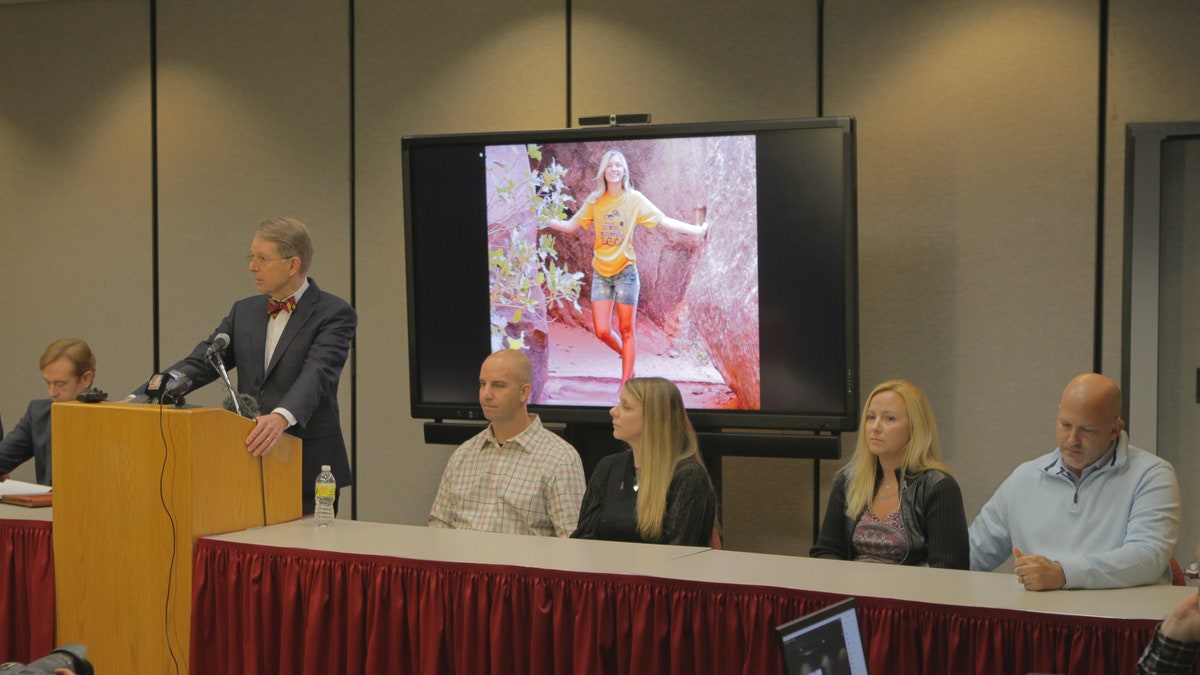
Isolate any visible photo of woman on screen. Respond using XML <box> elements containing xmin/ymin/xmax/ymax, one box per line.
<box><xmin>484</xmin><ymin>136</ymin><xmax>761</xmax><ymax>410</ymax></box>
<box><xmin>547</xmin><ymin>149</ymin><xmax>709</xmax><ymax>389</ymax></box>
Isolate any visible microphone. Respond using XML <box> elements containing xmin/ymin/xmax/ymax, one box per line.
<box><xmin>205</xmin><ymin>333</ymin><xmax>231</xmax><ymax>359</ymax></box>
<box><xmin>206</xmin><ymin>333</ymin><xmax>243</xmax><ymax>415</ymax></box>
<box><xmin>161</xmin><ymin>369</ymin><xmax>192</xmax><ymax>405</ymax></box>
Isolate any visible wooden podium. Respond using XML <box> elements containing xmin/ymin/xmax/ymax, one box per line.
<box><xmin>51</xmin><ymin>401</ymin><xmax>302</xmax><ymax>674</ymax></box>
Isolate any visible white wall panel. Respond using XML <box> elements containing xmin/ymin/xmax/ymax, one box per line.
<box><xmin>0</xmin><ymin>0</ymin><xmax>153</xmax><ymax>482</ymax></box>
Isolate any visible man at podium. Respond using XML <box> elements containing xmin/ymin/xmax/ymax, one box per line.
<box><xmin>0</xmin><ymin>338</ymin><xmax>97</xmax><ymax>486</ymax></box>
<box><xmin>145</xmin><ymin>217</ymin><xmax>356</xmax><ymax>514</ymax></box>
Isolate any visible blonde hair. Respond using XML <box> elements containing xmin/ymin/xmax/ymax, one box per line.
<box><xmin>843</xmin><ymin>380</ymin><xmax>950</xmax><ymax>518</ymax></box>
<box><xmin>585</xmin><ymin>149</ymin><xmax>634</xmax><ymax>202</ymax></box>
<box><xmin>623</xmin><ymin>377</ymin><xmax>710</xmax><ymax>541</ymax></box>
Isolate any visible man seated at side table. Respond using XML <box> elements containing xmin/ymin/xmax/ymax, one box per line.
<box><xmin>428</xmin><ymin>349</ymin><xmax>585</xmax><ymax>536</ymax></box>
<box><xmin>969</xmin><ymin>372</ymin><xmax>1180</xmax><ymax>590</ymax></box>
<box><xmin>0</xmin><ymin>338</ymin><xmax>97</xmax><ymax>486</ymax></box>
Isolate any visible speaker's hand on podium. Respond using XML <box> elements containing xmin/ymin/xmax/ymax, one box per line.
<box><xmin>246</xmin><ymin>413</ymin><xmax>289</xmax><ymax>457</ymax></box>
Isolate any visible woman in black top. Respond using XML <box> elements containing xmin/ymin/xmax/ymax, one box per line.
<box><xmin>571</xmin><ymin>377</ymin><xmax>716</xmax><ymax>546</ymax></box>
<box><xmin>810</xmin><ymin>379</ymin><xmax>969</xmax><ymax>569</ymax></box>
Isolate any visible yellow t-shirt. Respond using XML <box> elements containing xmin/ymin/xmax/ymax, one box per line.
<box><xmin>576</xmin><ymin>190</ymin><xmax>664</xmax><ymax>277</ymax></box>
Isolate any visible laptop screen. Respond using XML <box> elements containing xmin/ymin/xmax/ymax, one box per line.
<box><xmin>775</xmin><ymin>597</ymin><xmax>870</xmax><ymax>675</ymax></box>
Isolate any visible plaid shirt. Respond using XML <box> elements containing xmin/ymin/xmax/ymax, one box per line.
<box><xmin>1138</xmin><ymin>626</ymin><xmax>1200</xmax><ymax>675</ymax></box>
<box><xmin>428</xmin><ymin>415</ymin><xmax>585</xmax><ymax>536</ymax></box>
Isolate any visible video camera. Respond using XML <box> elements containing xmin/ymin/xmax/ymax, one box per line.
<box><xmin>0</xmin><ymin>643</ymin><xmax>93</xmax><ymax>675</ymax></box>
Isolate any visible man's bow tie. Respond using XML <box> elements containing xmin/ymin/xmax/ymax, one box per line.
<box><xmin>268</xmin><ymin>296</ymin><xmax>296</xmax><ymax>316</ymax></box>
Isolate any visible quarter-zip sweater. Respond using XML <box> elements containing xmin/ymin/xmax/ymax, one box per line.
<box><xmin>968</xmin><ymin>431</ymin><xmax>1180</xmax><ymax>589</ymax></box>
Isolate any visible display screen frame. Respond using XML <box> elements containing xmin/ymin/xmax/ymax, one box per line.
<box><xmin>402</xmin><ymin>116</ymin><xmax>859</xmax><ymax>432</ymax></box>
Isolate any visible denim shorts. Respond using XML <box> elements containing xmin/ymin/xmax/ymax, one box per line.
<box><xmin>591</xmin><ymin>264</ymin><xmax>640</xmax><ymax>305</ymax></box>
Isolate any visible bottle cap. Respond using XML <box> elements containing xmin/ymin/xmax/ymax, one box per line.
<box><xmin>321</xmin><ymin>465</ymin><xmax>331</xmax><ymax>471</ymax></box>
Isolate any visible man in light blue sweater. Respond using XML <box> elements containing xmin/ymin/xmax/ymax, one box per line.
<box><xmin>969</xmin><ymin>373</ymin><xmax>1180</xmax><ymax>591</ymax></box>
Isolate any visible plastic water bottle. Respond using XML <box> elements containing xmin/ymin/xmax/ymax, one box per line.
<box><xmin>314</xmin><ymin>465</ymin><xmax>336</xmax><ymax>527</ymax></box>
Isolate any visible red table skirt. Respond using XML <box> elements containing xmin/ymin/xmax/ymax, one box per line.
<box><xmin>191</xmin><ymin>538</ymin><xmax>1161</xmax><ymax>675</ymax></box>
<box><xmin>0</xmin><ymin>520</ymin><xmax>55</xmax><ymax>663</ymax></box>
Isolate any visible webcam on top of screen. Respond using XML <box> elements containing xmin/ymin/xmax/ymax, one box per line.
<box><xmin>578</xmin><ymin>113</ymin><xmax>652</xmax><ymax>127</ymax></box>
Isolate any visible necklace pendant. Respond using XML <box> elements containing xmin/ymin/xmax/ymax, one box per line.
<box><xmin>633</xmin><ymin>484</ymin><xmax>639</xmax><ymax>492</ymax></box>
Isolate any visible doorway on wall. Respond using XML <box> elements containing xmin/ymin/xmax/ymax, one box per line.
<box><xmin>1123</xmin><ymin>122</ymin><xmax>1200</xmax><ymax>561</ymax></box>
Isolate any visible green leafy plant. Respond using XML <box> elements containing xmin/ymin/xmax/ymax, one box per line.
<box><xmin>488</xmin><ymin>145</ymin><xmax>584</xmax><ymax>351</ymax></box>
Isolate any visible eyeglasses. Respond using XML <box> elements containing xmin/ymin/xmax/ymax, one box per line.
<box><xmin>244</xmin><ymin>254</ymin><xmax>292</xmax><ymax>266</ymax></box>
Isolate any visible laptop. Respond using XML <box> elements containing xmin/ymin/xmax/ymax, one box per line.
<box><xmin>775</xmin><ymin>597</ymin><xmax>870</xmax><ymax>675</ymax></box>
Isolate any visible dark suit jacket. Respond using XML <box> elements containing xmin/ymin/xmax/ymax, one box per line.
<box><xmin>0</xmin><ymin>399</ymin><xmax>53</xmax><ymax>486</ymax></box>
<box><xmin>164</xmin><ymin>278</ymin><xmax>356</xmax><ymax>513</ymax></box>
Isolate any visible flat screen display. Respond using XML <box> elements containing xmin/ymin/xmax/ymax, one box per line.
<box><xmin>402</xmin><ymin>117</ymin><xmax>858</xmax><ymax>431</ymax></box>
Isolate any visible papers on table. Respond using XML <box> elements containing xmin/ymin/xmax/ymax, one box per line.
<box><xmin>0</xmin><ymin>479</ymin><xmax>52</xmax><ymax>496</ymax></box>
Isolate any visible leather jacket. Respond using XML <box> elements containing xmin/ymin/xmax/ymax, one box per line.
<box><xmin>810</xmin><ymin>466</ymin><xmax>969</xmax><ymax>569</ymax></box>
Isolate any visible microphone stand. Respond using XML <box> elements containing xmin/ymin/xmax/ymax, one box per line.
<box><xmin>206</xmin><ymin>350</ymin><xmax>267</xmax><ymax>525</ymax></box>
<box><xmin>206</xmin><ymin>351</ymin><xmax>246</xmax><ymax>418</ymax></box>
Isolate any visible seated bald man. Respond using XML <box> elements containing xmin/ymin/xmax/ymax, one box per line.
<box><xmin>969</xmin><ymin>372</ymin><xmax>1181</xmax><ymax>591</ymax></box>
<box><xmin>428</xmin><ymin>349</ymin><xmax>586</xmax><ymax>536</ymax></box>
